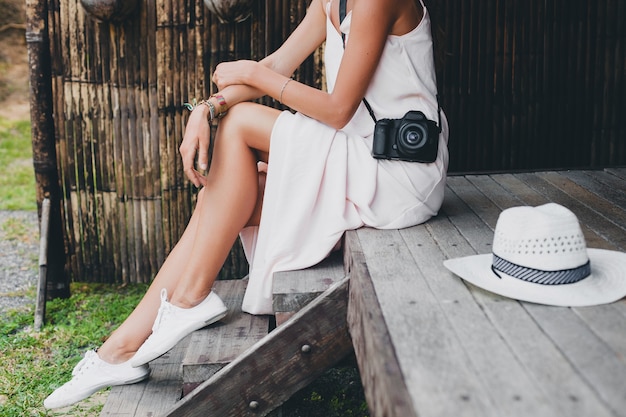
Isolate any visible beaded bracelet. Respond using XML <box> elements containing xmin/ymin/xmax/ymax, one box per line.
<box><xmin>183</xmin><ymin>98</ymin><xmax>214</xmax><ymax>123</ymax></box>
<box><xmin>211</xmin><ymin>94</ymin><xmax>228</xmax><ymax>118</ymax></box>
<box><xmin>198</xmin><ymin>99</ymin><xmax>216</xmax><ymax>123</ymax></box>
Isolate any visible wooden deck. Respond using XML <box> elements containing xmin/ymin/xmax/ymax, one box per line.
<box><xmin>346</xmin><ymin>168</ymin><xmax>626</xmax><ymax>417</ymax></box>
<box><xmin>102</xmin><ymin>168</ymin><xmax>626</xmax><ymax>417</ymax></box>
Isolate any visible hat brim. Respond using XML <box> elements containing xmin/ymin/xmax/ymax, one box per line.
<box><xmin>443</xmin><ymin>248</ymin><xmax>626</xmax><ymax>307</ymax></box>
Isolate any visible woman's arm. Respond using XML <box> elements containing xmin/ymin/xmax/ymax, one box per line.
<box><xmin>207</xmin><ymin>0</ymin><xmax>328</xmax><ymax>109</ymax></box>
<box><xmin>214</xmin><ymin>0</ymin><xmax>403</xmax><ymax>129</ymax></box>
<box><xmin>180</xmin><ymin>0</ymin><xmax>327</xmax><ymax>186</ymax></box>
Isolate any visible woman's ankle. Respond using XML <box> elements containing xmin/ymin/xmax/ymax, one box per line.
<box><xmin>97</xmin><ymin>344</ymin><xmax>137</xmax><ymax>364</ymax></box>
<box><xmin>169</xmin><ymin>289</ymin><xmax>210</xmax><ymax>309</ymax></box>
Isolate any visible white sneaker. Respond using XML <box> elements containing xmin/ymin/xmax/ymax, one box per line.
<box><xmin>43</xmin><ymin>350</ymin><xmax>150</xmax><ymax>409</ymax></box>
<box><xmin>130</xmin><ymin>288</ymin><xmax>228</xmax><ymax>368</ymax></box>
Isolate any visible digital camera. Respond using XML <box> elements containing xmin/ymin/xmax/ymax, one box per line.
<box><xmin>371</xmin><ymin>110</ymin><xmax>439</xmax><ymax>163</ymax></box>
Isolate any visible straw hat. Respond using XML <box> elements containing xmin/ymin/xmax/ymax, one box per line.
<box><xmin>443</xmin><ymin>203</ymin><xmax>626</xmax><ymax>306</ymax></box>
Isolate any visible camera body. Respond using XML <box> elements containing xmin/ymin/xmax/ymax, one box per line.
<box><xmin>372</xmin><ymin>110</ymin><xmax>439</xmax><ymax>163</ymax></box>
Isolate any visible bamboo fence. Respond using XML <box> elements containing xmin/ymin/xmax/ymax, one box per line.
<box><xmin>436</xmin><ymin>0</ymin><xmax>625</xmax><ymax>172</ymax></box>
<box><xmin>36</xmin><ymin>0</ymin><xmax>624</xmax><ymax>284</ymax></box>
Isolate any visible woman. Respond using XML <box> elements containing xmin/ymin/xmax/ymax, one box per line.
<box><xmin>44</xmin><ymin>0</ymin><xmax>448</xmax><ymax>408</ymax></box>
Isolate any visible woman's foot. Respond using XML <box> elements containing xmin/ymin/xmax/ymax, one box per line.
<box><xmin>130</xmin><ymin>288</ymin><xmax>228</xmax><ymax>368</ymax></box>
<box><xmin>44</xmin><ymin>350</ymin><xmax>150</xmax><ymax>409</ymax></box>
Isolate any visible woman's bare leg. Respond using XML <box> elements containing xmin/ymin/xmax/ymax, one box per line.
<box><xmin>168</xmin><ymin>103</ymin><xmax>277</xmax><ymax>307</ymax></box>
<box><xmin>97</xmin><ymin>103</ymin><xmax>280</xmax><ymax>363</ymax></box>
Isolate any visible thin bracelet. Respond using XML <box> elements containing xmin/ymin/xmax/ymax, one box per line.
<box><xmin>279</xmin><ymin>78</ymin><xmax>292</xmax><ymax>104</ymax></box>
<box><xmin>210</xmin><ymin>94</ymin><xmax>228</xmax><ymax>118</ymax></box>
<box><xmin>199</xmin><ymin>99</ymin><xmax>216</xmax><ymax>122</ymax></box>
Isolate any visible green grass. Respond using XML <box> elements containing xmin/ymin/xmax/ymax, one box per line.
<box><xmin>0</xmin><ymin>116</ymin><xmax>36</xmax><ymax>211</ymax></box>
<box><xmin>0</xmin><ymin>283</ymin><xmax>369</xmax><ymax>417</ymax></box>
<box><xmin>0</xmin><ymin>282</ymin><xmax>149</xmax><ymax>417</ymax></box>
<box><xmin>1</xmin><ymin>215</ymin><xmax>31</xmax><ymax>240</ymax></box>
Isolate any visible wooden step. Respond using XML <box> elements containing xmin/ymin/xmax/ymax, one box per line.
<box><xmin>272</xmin><ymin>250</ymin><xmax>345</xmax><ymax>326</ymax></box>
<box><xmin>164</xmin><ymin>276</ymin><xmax>352</xmax><ymax>417</ymax></box>
<box><xmin>100</xmin><ymin>279</ymin><xmax>269</xmax><ymax>415</ymax></box>
<box><xmin>181</xmin><ymin>279</ymin><xmax>271</xmax><ymax>395</ymax></box>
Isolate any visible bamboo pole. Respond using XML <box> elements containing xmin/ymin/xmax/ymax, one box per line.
<box><xmin>34</xmin><ymin>198</ymin><xmax>51</xmax><ymax>330</ymax></box>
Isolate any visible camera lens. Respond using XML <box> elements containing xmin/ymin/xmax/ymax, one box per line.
<box><xmin>397</xmin><ymin>122</ymin><xmax>428</xmax><ymax>157</ymax></box>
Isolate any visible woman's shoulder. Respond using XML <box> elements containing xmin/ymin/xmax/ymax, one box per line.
<box><xmin>345</xmin><ymin>0</ymin><xmax>423</xmax><ymax>37</ymax></box>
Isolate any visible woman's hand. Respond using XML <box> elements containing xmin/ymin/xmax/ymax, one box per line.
<box><xmin>180</xmin><ymin>104</ymin><xmax>212</xmax><ymax>188</ymax></box>
<box><xmin>212</xmin><ymin>60</ymin><xmax>260</xmax><ymax>91</ymax></box>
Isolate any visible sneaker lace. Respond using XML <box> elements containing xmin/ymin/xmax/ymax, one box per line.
<box><xmin>152</xmin><ymin>288</ymin><xmax>172</xmax><ymax>332</ymax></box>
<box><xmin>72</xmin><ymin>357</ymin><xmax>87</xmax><ymax>376</ymax></box>
<box><xmin>70</xmin><ymin>350</ymin><xmax>97</xmax><ymax>379</ymax></box>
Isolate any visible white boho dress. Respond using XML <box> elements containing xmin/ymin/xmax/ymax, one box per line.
<box><xmin>240</xmin><ymin>0</ymin><xmax>449</xmax><ymax>314</ymax></box>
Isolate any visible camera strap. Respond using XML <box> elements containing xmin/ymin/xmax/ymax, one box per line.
<box><xmin>338</xmin><ymin>0</ymin><xmax>441</xmax><ymax>132</ymax></box>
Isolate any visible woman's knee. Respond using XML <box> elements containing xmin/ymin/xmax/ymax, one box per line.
<box><xmin>217</xmin><ymin>102</ymin><xmax>279</xmax><ymax>154</ymax></box>
<box><xmin>218</xmin><ymin>102</ymin><xmax>257</xmax><ymax>138</ymax></box>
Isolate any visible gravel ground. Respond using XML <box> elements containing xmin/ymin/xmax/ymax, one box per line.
<box><xmin>0</xmin><ymin>210</ymin><xmax>39</xmax><ymax>315</ymax></box>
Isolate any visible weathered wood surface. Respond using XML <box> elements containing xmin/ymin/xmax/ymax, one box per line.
<box><xmin>273</xmin><ymin>250</ymin><xmax>345</xmax><ymax>325</ymax></box>
<box><xmin>181</xmin><ymin>279</ymin><xmax>270</xmax><ymax>395</ymax></box>
<box><xmin>346</xmin><ymin>169</ymin><xmax>626</xmax><ymax>417</ymax></box>
<box><xmin>165</xmin><ymin>277</ymin><xmax>353</xmax><ymax>417</ymax></box>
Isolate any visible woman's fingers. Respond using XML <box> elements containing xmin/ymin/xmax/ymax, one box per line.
<box><xmin>181</xmin><ymin>146</ymin><xmax>201</xmax><ymax>187</ymax></box>
<box><xmin>197</xmin><ymin>133</ymin><xmax>210</xmax><ymax>172</ymax></box>
<box><xmin>180</xmin><ymin>108</ymin><xmax>212</xmax><ymax>187</ymax></box>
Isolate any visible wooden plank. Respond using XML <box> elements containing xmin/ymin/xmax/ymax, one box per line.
<box><xmin>573</xmin><ymin>303</ymin><xmax>626</xmax><ymax>362</ymax></box>
<box><xmin>489</xmin><ymin>173</ymin><xmax>552</xmax><ymax>207</ymax></box>
<box><xmin>463</xmin><ymin>174</ymin><xmax>524</xmax><ymax>210</ymax></box>
<box><xmin>445</xmin><ymin>176</ymin><xmax>502</xmax><ymax>229</ymax></box>
<box><xmin>439</xmin><ymin>186</ymin><xmax>495</xmax><ymax>254</ymax></box>
<box><xmin>536</xmin><ymin>171</ymin><xmax>626</xmax><ymax>233</ymax></box>
<box><xmin>560</xmin><ymin>170</ymin><xmax>626</xmax><ymax>210</ymax></box>
<box><xmin>182</xmin><ymin>279</ymin><xmax>270</xmax><ymax>395</ymax></box>
<box><xmin>99</xmin><ymin>383</ymin><xmax>146</xmax><ymax>417</ymax></box>
<box><xmin>165</xmin><ymin>277</ymin><xmax>353</xmax><ymax>417</ymax></box>
<box><xmin>604</xmin><ymin>168</ymin><xmax>626</xmax><ymax>181</ymax></box>
<box><xmin>345</xmin><ymin>229</ymin><xmax>419</xmax><ymax>417</ymax></box>
<box><xmin>273</xmin><ymin>250</ymin><xmax>345</xmax><ymax>325</ymax></box>
<box><xmin>525</xmin><ymin>304</ymin><xmax>626</xmax><ymax>416</ymax></box>
<box><xmin>472</xmin><ymin>302</ymin><xmax>614</xmax><ymax>417</ymax></box>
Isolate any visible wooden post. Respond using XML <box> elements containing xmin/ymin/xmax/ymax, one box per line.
<box><xmin>25</xmin><ymin>0</ymin><xmax>69</xmax><ymax>300</ymax></box>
